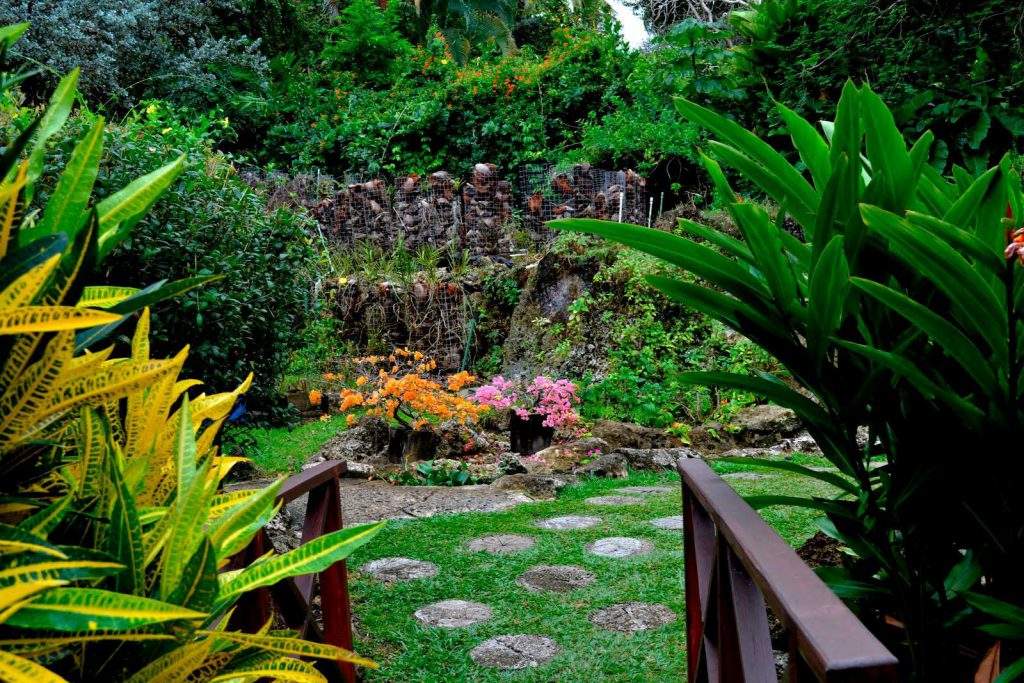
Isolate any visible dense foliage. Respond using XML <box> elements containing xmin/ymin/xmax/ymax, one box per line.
<box><xmin>22</xmin><ymin>105</ymin><xmax>318</xmax><ymax>420</ymax></box>
<box><xmin>0</xmin><ymin>25</ymin><xmax>381</xmax><ymax>680</ymax></box>
<box><xmin>558</xmin><ymin>83</ymin><xmax>1024</xmax><ymax>679</ymax></box>
<box><xmin>733</xmin><ymin>0</ymin><xmax>1024</xmax><ymax>172</ymax></box>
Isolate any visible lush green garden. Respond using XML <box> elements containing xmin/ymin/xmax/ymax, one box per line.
<box><xmin>1</xmin><ymin>0</ymin><xmax>1024</xmax><ymax>680</ymax></box>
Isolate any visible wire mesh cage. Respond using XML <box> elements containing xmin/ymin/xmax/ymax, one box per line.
<box><xmin>461</xmin><ymin>163</ymin><xmax>514</xmax><ymax>258</ymax></box>
<box><xmin>394</xmin><ymin>172</ymin><xmax>461</xmax><ymax>251</ymax></box>
<box><xmin>517</xmin><ymin>163</ymin><xmax>652</xmax><ymax>246</ymax></box>
<box><xmin>401</xmin><ymin>281</ymin><xmax>470</xmax><ymax>372</ymax></box>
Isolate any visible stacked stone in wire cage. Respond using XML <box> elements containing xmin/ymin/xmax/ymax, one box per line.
<box><xmin>599</xmin><ymin>169</ymin><xmax>648</xmax><ymax>226</ymax></box>
<box><xmin>402</xmin><ymin>280</ymin><xmax>468</xmax><ymax>372</ymax></box>
<box><xmin>519</xmin><ymin>163</ymin><xmax>651</xmax><ymax>245</ymax></box>
<box><xmin>395</xmin><ymin>172</ymin><xmax>460</xmax><ymax>250</ymax></box>
<box><xmin>342</xmin><ymin>179</ymin><xmax>397</xmax><ymax>250</ymax></box>
<box><xmin>461</xmin><ymin>163</ymin><xmax>514</xmax><ymax>258</ymax></box>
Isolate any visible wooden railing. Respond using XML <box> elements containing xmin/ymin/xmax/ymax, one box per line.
<box><xmin>230</xmin><ymin>460</ymin><xmax>356</xmax><ymax>683</ymax></box>
<box><xmin>679</xmin><ymin>458</ymin><xmax>899</xmax><ymax>682</ymax></box>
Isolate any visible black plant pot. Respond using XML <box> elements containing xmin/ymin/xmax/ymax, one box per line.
<box><xmin>387</xmin><ymin>427</ymin><xmax>440</xmax><ymax>463</ymax></box>
<box><xmin>509</xmin><ymin>413</ymin><xmax>553</xmax><ymax>456</ymax></box>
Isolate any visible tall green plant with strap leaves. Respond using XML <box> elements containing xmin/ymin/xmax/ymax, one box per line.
<box><xmin>554</xmin><ymin>81</ymin><xmax>1024</xmax><ymax>680</ymax></box>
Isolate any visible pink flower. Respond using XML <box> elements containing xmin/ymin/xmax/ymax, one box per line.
<box><xmin>473</xmin><ymin>375</ymin><xmax>580</xmax><ymax>428</ymax></box>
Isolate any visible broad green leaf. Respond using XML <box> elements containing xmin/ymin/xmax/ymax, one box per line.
<box><xmin>964</xmin><ymin>592</ymin><xmax>1024</xmax><ymax>625</ymax></box>
<box><xmin>167</xmin><ymin>538</ymin><xmax>219</xmax><ymax>612</ymax></box>
<box><xmin>550</xmin><ymin>218</ymin><xmax>772</xmax><ymax>303</ymax></box>
<box><xmin>0</xmin><ymin>559</ymin><xmax>123</xmax><ymax>586</ymax></box>
<box><xmin>860</xmin><ymin>204</ymin><xmax>1006</xmax><ymax>358</ymax></box>
<box><xmin>206</xmin><ymin>630</ymin><xmax>378</xmax><ymax>667</ymax></box>
<box><xmin>851</xmin><ymin>277</ymin><xmax>999</xmax><ymax>392</ymax></box>
<box><xmin>209</xmin><ymin>656</ymin><xmax>325</xmax><ymax>683</ymax></box>
<box><xmin>21</xmin><ymin>495</ymin><xmax>72</xmax><ymax>536</ymax></box>
<box><xmin>861</xmin><ymin>87</ymin><xmax>912</xmax><ymax>210</ymax></box>
<box><xmin>0</xmin><ymin>649</ymin><xmax>68</xmax><ymax>683</ymax></box>
<box><xmin>106</xmin><ymin>449</ymin><xmax>146</xmax><ymax>595</ymax></box>
<box><xmin>0</xmin><ymin>23</ymin><xmax>30</xmax><ymax>47</ymax></box>
<box><xmin>74</xmin><ymin>275</ymin><xmax>221</xmax><ymax>350</ymax></box>
<box><xmin>676</xmin><ymin>98</ymin><xmax>819</xmax><ymax>229</ymax></box>
<box><xmin>216</xmin><ymin>522</ymin><xmax>384</xmax><ymax>610</ymax></box>
<box><xmin>811</xmin><ymin>236</ymin><xmax>851</xmax><ymax>368</ymax></box>
<box><xmin>730</xmin><ymin>203</ymin><xmax>800</xmax><ymax>317</ymax></box>
<box><xmin>95</xmin><ymin>156</ymin><xmax>185</xmax><ymax>260</ymax></box>
<box><xmin>837</xmin><ymin>340</ymin><xmax>985</xmax><ymax>425</ymax></box>
<box><xmin>830</xmin><ymin>81</ymin><xmax>862</xmax><ymax>170</ymax></box>
<box><xmin>815</xmin><ymin>567</ymin><xmax>889</xmax><ymax>599</ymax></box>
<box><xmin>676</xmin><ymin>217</ymin><xmax>753</xmax><ymax>263</ymax></box>
<box><xmin>26</xmin><ymin>118</ymin><xmax>104</xmax><ymax>243</ymax></box>
<box><xmin>208</xmin><ymin>480</ymin><xmax>281</xmax><ymax>560</ymax></box>
<box><xmin>943</xmin><ymin>165</ymin><xmax>1002</xmax><ymax>245</ymax></box>
<box><xmin>905</xmin><ymin>212</ymin><xmax>1004</xmax><ymax>274</ymax></box>
<box><xmin>716</xmin><ymin>457</ymin><xmax>856</xmax><ymax>495</ymax></box>
<box><xmin>5</xmin><ymin>587</ymin><xmax>204</xmax><ymax>631</ymax></box>
<box><xmin>22</xmin><ymin>69</ymin><xmax>80</xmax><ymax>202</ymax></box>
<box><xmin>778</xmin><ymin>101</ymin><xmax>831</xmax><ymax>192</ymax></box>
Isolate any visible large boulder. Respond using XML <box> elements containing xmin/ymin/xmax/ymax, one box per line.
<box><xmin>615</xmin><ymin>447</ymin><xmax>702</xmax><ymax>471</ymax></box>
<box><xmin>524</xmin><ymin>438</ymin><xmax>609</xmax><ymax>474</ymax></box>
<box><xmin>316</xmin><ymin>417</ymin><xmax>390</xmax><ymax>466</ymax></box>
<box><xmin>575</xmin><ymin>452</ymin><xmax>628</xmax><ymax>479</ymax></box>
<box><xmin>730</xmin><ymin>404</ymin><xmax>803</xmax><ymax>446</ymax></box>
<box><xmin>492</xmin><ymin>473</ymin><xmax>574</xmax><ymax>499</ymax></box>
<box><xmin>591</xmin><ymin>420</ymin><xmax>682</xmax><ymax>450</ymax></box>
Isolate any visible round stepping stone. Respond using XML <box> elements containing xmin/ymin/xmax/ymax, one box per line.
<box><xmin>361</xmin><ymin>557</ymin><xmax>438</xmax><ymax>582</ymax></box>
<box><xmin>722</xmin><ymin>471</ymin><xmax>767</xmax><ymax>481</ymax></box>
<box><xmin>465</xmin><ymin>534</ymin><xmax>536</xmax><ymax>554</ymax></box>
<box><xmin>585</xmin><ymin>495</ymin><xmax>644</xmax><ymax>506</ymax></box>
<box><xmin>517</xmin><ymin>565</ymin><xmax>596</xmax><ymax>593</ymax></box>
<box><xmin>535</xmin><ymin>515</ymin><xmax>602</xmax><ymax>530</ymax></box>
<box><xmin>470</xmin><ymin>634</ymin><xmax>560</xmax><ymax>670</ymax></box>
<box><xmin>414</xmin><ymin>599</ymin><xmax>492</xmax><ymax>628</ymax></box>
<box><xmin>586</xmin><ymin>536</ymin><xmax>654</xmax><ymax>558</ymax></box>
<box><xmin>618</xmin><ymin>485</ymin><xmax>675</xmax><ymax>495</ymax></box>
<box><xmin>650</xmin><ymin>515</ymin><xmax>684</xmax><ymax>530</ymax></box>
<box><xmin>589</xmin><ymin>602</ymin><xmax>677</xmax><ymax>633</ymax></box>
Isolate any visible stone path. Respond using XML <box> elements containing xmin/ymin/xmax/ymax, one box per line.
<box><xmin>589</xmin><ymin>602</ymin><xmax>678</xmax><ymax>633</ymax></box>
<box><xmin>465</xmin><ymin>533</ymin><xmax>536</xmax><ymax>554</ymax></box>
<box><xmin>650</xmin><ymin>515</ymin><xmax>684</xmax><ymax>530</ymax></box>
<box><xmin>362</xmin><ymin>557</ymin><xmax>439</xmax><ymax>582</ymax></box>
<box><xmin>470</xmin><ymin>635</ymin><xmax>561</xmax><ymax>669</ymax></box>
<box><xmin>586</xmin><ymin>536</ymin><xmax>654</xmax><ymax>558</ymax></box>
<box><xmin>415</xmin><ymin>600</ymin><xmax>492</xmax><ymax>628</ymax></box>
<box><xmin>535</xmin><ymin>515</ymin><xmax>602</xmax><ymax>530</ymax></box>
<box><xmin>518</xmin><ymin>565</ymin><xmax>596</xmax><ymax>593</ymax></box>
<box><xmin>358</xmin><ymin>482</ymin><xmax>681</xmax><ymax>671</ymax></box>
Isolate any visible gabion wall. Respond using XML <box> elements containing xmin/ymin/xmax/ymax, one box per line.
<box><xmin>244</xmin><ymin>162</ymin><xmax>652</xmax><ymax>257</ymax></box>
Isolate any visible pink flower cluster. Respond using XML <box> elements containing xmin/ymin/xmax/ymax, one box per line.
<box><xmin>473</xmin><ymin>375</ymin><xmax>579</xmax><ymax>428</ymax></box>
<box><xmin>473</xmin><ymin>375</ymin><xmax>518</xmax><ymax>409</ymax></box>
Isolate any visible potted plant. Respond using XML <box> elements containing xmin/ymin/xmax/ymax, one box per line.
<box><xmin>336</xmin><ymin>349</ymin><xmax>481</xmax><ymax>463</ymax></box>
<box><xmin>474</xmin><ymin>375</ymin><xmax>580</xmax><ymax>455</ymax></box>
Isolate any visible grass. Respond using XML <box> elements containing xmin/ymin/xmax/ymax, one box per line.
<box><xmin>347</xmin><ymin>454</ymin><xmax>838</xmax><ymax>682</ymax></box>
<box><xmin>226</xmin><ymin>414</ymin><xmax>350</xmax><ymax>474</ymax></box>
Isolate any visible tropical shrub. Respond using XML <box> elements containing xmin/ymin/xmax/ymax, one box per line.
<box><xmin>556</xmin><ymin>83</ymin><xmax>1024</xmax><ymax>678</ymax></box>
<box><xmin>0</xmin><ymin>0</ymin><xmax>268</xmax><ymax>108</ymax></box>
<box><xmin>731</xmin><ymin>0</ymin><xmax>1024</xmax><ymax>172</ymax></box>
<box><xmin>0</xmin><ymin>25</ymin><xmax>382</xmax><ymax>680</ymax></box>
<box><xmin>61</xmin><ymin>104</ymin><xmax>317</xmax><ymax>421</ymax></box>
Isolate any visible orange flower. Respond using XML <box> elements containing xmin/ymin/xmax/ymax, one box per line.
<box><xmin>356</xmin><ymin>375</ymin><xmax>368</xmax><ymax>386</ymax></box>
<box><xmin>308</xmin><ymin>389</ymin><xmax>323</xmax><ymax>406</ymax></box>
<box><xmin>346</xmin><ymin>414</ymin><xmax>358</xmax><ymax>427</ymax></box>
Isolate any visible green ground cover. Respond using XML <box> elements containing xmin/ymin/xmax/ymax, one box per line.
<box><xmin>348</xmin><ymin>454</ymin><xmax>836</xmax><ymax>681</ymax></box>
<box><xmin>229</xmin><ymin>414</ymin><xmax>351</xmax><ymax>474</ymax></box>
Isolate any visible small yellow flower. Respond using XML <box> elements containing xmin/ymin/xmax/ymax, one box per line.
<box><xmin>356</xmin><ymin>375</ymin><xmax>368</xmax><ymax>386</ymax></box>
<box><xmin>220</xmin><ymin>117</ymin><xmax>230</xmax><ymax>128</ymax></box>
<box><xmin>320</xmin><ymin>414</ymin><xmax>330</xmax><ymax>422</ymax></box>
<box><xmin>145</xmin><ymin>103</ymin><xmax>158</xmax><ymax>115</ymax></box>
<box><xmin>161</xmin><ymin>127</ymin><xmax>172</xmax><ymax>134</ymax></box>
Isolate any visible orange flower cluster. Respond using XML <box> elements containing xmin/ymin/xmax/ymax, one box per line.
<box><xmin>308</xmin><ymin>389</ymin><xmax>323</xmax><ymax>406</ymax></box>
<box><xmin>337</xmin><ymin>349</ymin><xmax>483</xmax><ymax>430</ymax></box>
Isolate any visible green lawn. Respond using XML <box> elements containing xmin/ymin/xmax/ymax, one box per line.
<box><xmin>347</xmin><ymin>455</ymin><xmax>837</xmax><ymax>682</ymax></box>
<box><xmin>227</xmin><ymin>414</ymin><xmax>350</xmax><ymax>474</ymax></box>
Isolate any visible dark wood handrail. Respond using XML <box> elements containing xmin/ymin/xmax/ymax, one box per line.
<box><xmin>231</xmin><ymin>460</ymin><xmax>356</xmax><ymax>683</ymax></box>
<box><xmin>679</xmin><ymin>458</ymin><xmax>899</xmax><ymax>682</ymax></box>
